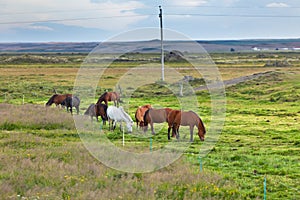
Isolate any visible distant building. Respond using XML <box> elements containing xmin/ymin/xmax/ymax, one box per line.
<box><xmin>252</xmin><ymin>47</ymin><xmax>260</xmax><ymax>51</ymax></box>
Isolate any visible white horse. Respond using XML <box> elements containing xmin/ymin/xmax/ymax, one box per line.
<box><xmin>107</xmin><ymin>106</ymin><xmax>133</xmax><ymax>133</ymax></box>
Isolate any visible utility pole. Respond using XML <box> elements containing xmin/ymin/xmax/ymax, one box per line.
<box><xmin>159</xmin><ymin>5</ymin><xmax>164</xmax><ymax>81</ymax></box>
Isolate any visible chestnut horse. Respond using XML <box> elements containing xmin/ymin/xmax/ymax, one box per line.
<box><xmin>134</xmin><ymin>104</ymin><xmax>152</xmax><ymax>128</ymax></box>
<box><xmin>84</xmin><ymin>103</ymin><xmax>108</xmax><ymax>124</ymax></box>
<box><xmin>96</xmin><ymin>92</ymin><xmax>121</xmax><ymax>106</ymax></box>
<box><xmin>167</xmin><ymin>110</ymin><xmax>206</xmax><ymax>142</ymax></box>
<box><xmin>46</xmin><ymin>94</ymin><xmax>72</xmax><ymax>107</ymax></box>
<box><xmin>143</xmin><ymin>108</ymin><xmax>172</xmax><ymax>134</ymax></box>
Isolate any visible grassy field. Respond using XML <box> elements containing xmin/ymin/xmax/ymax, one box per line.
<box><xmin>0</xmin><ymin>52</ymin><xmax>299</xmax><ymax>199</ymax></box>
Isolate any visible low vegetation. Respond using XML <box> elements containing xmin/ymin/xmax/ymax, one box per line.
<box><xmin>0</xmin><ymin>52</ymin><xmax>299</xmax><ymax>199</ymax></box>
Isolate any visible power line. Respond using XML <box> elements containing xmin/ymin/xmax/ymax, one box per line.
<box><xmin>0</xmin><ymin>7</ymin><xmax>140</xmax><ymax>16</ymax></box>
<box><xmin>0</xmin><ymin>14</ymin><xmax>153</xmax><ymax>25</ymax></box>
<box><xmin>165</xmin><ymin>13</ymin><xmax>300</xmax><ymax>18</ymax></box>
<box><xmin>1</xmin><ymin>12</ymin><xmax>300</xmax><ymax>25</ymax></box>
<box><xmin>164</xmin><ymin>5</ymin><xmax>300</xmax><ymax>9</ymax></box>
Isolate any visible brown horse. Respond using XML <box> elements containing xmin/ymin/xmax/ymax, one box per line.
<box><xmin>84</xmin><ymin>103</ymin><xmax>108</xmax><ymax>124</ymax></box>
<box><xmin>167</xmin><ymin>110</ymin><xmax>206</xmax><ymax>142</ymax></box>
<box><xmin>135</xmin><ymin>104</ymin><xmax>152</xmax><ymax>128</ymax></box>
<box><xmin>46</xmin><ymin>94</ymin><xmax>72</xmax><ymax>107</ymax></box>
<box><xmin>143</xmin><ymin>108</ymin><xmax>172</xmax><ymax>134</ymax></box>
<box><xmin>96</xmin><ymin>92</ymin><xmax>121</xmax><ymax>106</ymax></box>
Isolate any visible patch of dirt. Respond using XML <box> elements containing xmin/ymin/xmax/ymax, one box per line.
<box><xmin>195</xmin><ymin>71</ymin><xmax>275</xmax><ymax>91</ymax></box>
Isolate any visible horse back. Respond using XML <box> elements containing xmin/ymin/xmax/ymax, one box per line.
<box><xmin>95</xmin><ymin>103</ymin><xmax>108</xmax><ymax>118</ymax></box>
<box><xmin>84</xmin><ymin>104</ymin><xmax>96</xmax><ymax>116</ymax></box>
<box><xmin>180</xmin><ymin>111</ymin><xmax>199</xmax><ymax>126</ymax></box>
<box><xmin>168</xmin><ymin>110</ymin><xmax>181</xmax><ymax>126</ymax></box>
<box><xmin>149</xmin><ymin>109</ymin><xmax>169</xmax><ymax>123</ymax></box>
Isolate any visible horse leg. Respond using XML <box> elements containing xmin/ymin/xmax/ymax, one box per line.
<box><xmin>189</xmin><ymin>126</ymin><xmax>194</xmax><ymax>142</ymax></box>
<box><xmin>151</xmin><ymin>122</ymin><xmax>155</xmax><ymax>135</ymax></box>
<box><xmin>109</xmin><ymin>119</ymin><xmax>111</xmax><ymax>130</ymax></box>
<box><xmin>76</xmin><ymin>106</ymin><xmax>79</xmax><ymax>115</ymax></box>
<box><xmin>174</xmin><ymin>124</ymin><xmax>179</xmax><ymax>140</ymax></box>
<box><xmin>119</xmin><ymin>122</ymin><xmax>123</xmax><ymax>132</ymax></box>
<box><xmin>143</xmin><ymin>124</ymin><xmax>148</xmax><ymax>133</ymax></box>
<box><xmin>167</xmin><ymin>123</ymin><xmax>172</xmax><ymax>140</ymax></box>
<box><xmin>113</xmin><ymin>120</ymin><xmax>116</xmax><ymax>130</ymax></box>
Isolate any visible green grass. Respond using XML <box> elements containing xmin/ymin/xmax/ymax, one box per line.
<box><xmin>0</xmin><ymin>52</ymin><xmax>299</xmax><ymax>199</ymax></box>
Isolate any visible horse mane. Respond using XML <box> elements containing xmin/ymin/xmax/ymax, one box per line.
<box><xmin>119</xmin><ymin>107</ymin><xmax>132</xmax><ymax>122</ymax></box>
<box><xmin>46</xmin><ymin>94</ymin><xmax>58</xmax><ymax>105</ymax></box>
<box><xmin>188</xmin><ymin>111</ymin><xmax>206</xmax><ymax>134</ymax></box>
<box><xmin>97</xmin><ymin>92</ymin><xmax>108</xmax><ymax>104</ymax></box>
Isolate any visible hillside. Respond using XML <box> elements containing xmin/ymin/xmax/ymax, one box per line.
<box><xmin>1</xmin><ymin>38</ymin><xmax>300</xmax><ymax>53</ymax></box>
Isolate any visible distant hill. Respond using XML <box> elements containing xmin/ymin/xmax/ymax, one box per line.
<box><xmin>1</xmin><ymin>39</ymin><xmax>300</xmax><ymax>53</ymax></box>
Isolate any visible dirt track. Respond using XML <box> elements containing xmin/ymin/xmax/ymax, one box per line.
<box><xmin>194</xmin><ymin>71</ymin><xmax>274</xmax><ymax>91</ymax></box>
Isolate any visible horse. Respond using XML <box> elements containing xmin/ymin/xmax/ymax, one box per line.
<box><xmin>107</xmin><ymin>106</ymin><xmax>133</xmax><ymax>133</ymax></box>
<box><xmin>61</xmin><ymin>96</ymin><xmax>80</xmax><ymax>115</ymax></box>
<box><xmin>143</xmin><ymin>108</ymin><xmax>172</xmax><ymax>134</ymax></box>
<box><xmin>45</xmin><ymin>94</ymin><xmax>72</xmax><ymax>107</ymax></box>
<box><xmin>134</xmin><ymin>104</ymin><xmax>152</xmax><ymax>128</ymax></box>
<box><xmin>96</xmin><ymin>92</ymin><xmax>121</xmax><ymax>107</ymax></box>
<box><xmin>167</xmin><ymin>110</ymin><xmax>206</xmax><ymax>142</ymax></box>
<box><xmin>84</xmin><ymin>103</ymin><xmax>108</xmax><ymax>124</ymax></box>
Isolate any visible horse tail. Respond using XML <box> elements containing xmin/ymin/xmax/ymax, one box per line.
<box><xmin>46</xmin><ymin>94</ymin><xmax>57</xmax><ymax>106</ymax></box>
<box><xmin>143</xmin><ymin>109</ymin><xmax>151</xmax><ymax>126</ymax></box>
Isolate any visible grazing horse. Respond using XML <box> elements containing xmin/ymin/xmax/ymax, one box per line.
<box><xmin>84</xmin><ymin>103</ymin><xmax>108</xmax><ymax>124</ymax></box>
<box><xmin>167</xmin><ymin>110</ymin><xmax>206</xmax><ymax>142</ymax></box>
<box><xmin>134</xmin><ymin>104</ymin><xmax>152</xmax><ymax>128</ymax></box>
<box><xmin>61</xmin><ymin>96</ymin><xmax>80</xmax><ymax>115</ymax></box>
<box><xmin>45</xmin><ymin>94</ymin><xmax>72</xmax><ymax>107</ymax></box>
<box><xmin>107</xmin><ymin>106</ymin><xmax>133</xmax><ymax>133</ymax></box>
<box><xmin>96</xmin><ymin>92</ymin><xmax>121</xmax><ymax>106</ymax></box>
<box><xmin>143</xmin><ymin>108</ymin><xmax>172</xmax><ymax>134</ymax></box>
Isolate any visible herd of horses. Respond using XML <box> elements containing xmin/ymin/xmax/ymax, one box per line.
<box><xmin>45</xmin><ymin>91</ymin><xmax>206</xmax><ymax>142</ymax></box>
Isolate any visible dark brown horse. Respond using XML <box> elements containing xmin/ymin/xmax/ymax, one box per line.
<box><xmin>84</xmin><ymin>103</ymin><xmax>108</xmax><ymax>124</ymax></box>
<box><xmin>96</xmin><ymin>92</ymin><xmax>121</xmax><ymax>106</ymax></box>
<box><xmin>46</xmin><ymin>94</ymin><xmax>72</xmax><ymax>107</ymax></box>
<box><xmin>143</xmin><ymin>108</ymin><xmax>172</xmax><ymax>134</ymax></box>
<box><xmin>167</xmin><ymin>110</ymin><xmax>206</xmax><ymax>142</ymax></box>
<box><xmin>135</xmin><ymin>104</ymin><xmax>152</xmax><ymax>128</ymax></box>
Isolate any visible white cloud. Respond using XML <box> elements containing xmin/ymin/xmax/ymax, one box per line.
<box><xmin>26</xmin><ymin>25</ymin><xmax>54</xmax><ymax>31</ymax></box>
<box><xmin>266</xmin><ymin>2</ymin><xmax>290</xmax><ymax>8</ymax></box>
<box><xmin>0</xmin><ymin>0</ymin><xmax>148</xmax><ymax>31</ymax></box>
<box><xmin>169</xmin><ymin>0</ymin><xmax>207</xmax><ymax>7</ymax></box>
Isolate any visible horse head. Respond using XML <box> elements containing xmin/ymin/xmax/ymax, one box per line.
<box><xmin>197</xmin><ymin>119</ymin><xmax>206</xmax><ymax>141</ymax></box>
<box><xmin>45</xmin><ymin>94</ymin><xmax>57</xmax><ymax>106</ymax></box>
<box><xmin>126</xmin><ymin>120</ymin><xmax>133</xmax><ymax>133</ymax></box>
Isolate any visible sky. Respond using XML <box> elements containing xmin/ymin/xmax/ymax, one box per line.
<box><xmin>1</xmin><ymin>0</ymin><xmax>300</xmax><ymax>42</ymax></box>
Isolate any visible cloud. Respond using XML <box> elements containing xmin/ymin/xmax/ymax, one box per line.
<box><xmin>168</xmin><ymin>0</ymin><xmax>207</xmax><ymax>7</ymax></box>
<box><xmin>0</xmin><ymin>0</ymin><xmax>148</xmax><ymax>32</ymax></box>
<box><xmin>266</xmin><ymin>2</ymin><xmax>290</xmax><ymax>8</ymax></box>
<box><xmin>26</xmin><ymin>25</ymin><xmax>54</xmax><ymax>31</ymax></box>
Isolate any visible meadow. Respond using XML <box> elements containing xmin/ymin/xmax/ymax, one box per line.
<box><xmin>0</xmin><ymin>52</ymin><xmax>299</xmax><ymax>199</ymax></box>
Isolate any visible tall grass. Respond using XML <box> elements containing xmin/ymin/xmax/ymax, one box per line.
<box><xmin>0</xmin><ymin>103</ymin><xmax>75</xmax><ymax>130</ymax></box>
